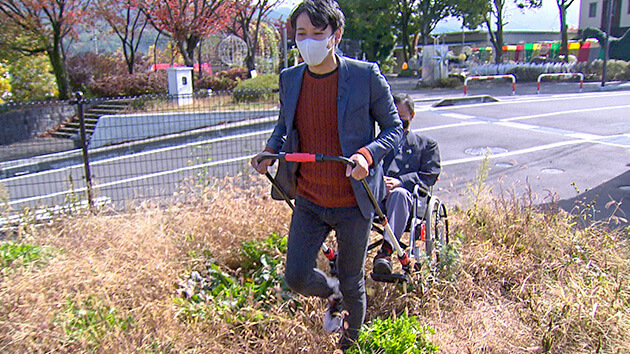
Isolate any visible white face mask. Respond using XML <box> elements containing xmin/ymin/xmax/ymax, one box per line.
<box><xmin>296</xmin><ymin>35</ymin><xmax>333</xmax><ymax>66</ymax></box>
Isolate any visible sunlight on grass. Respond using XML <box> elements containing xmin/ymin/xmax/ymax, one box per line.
<box><xmin>0</xmin><ymin>171</ymin><xmax>628</xmax><ymax>353</ymax></box>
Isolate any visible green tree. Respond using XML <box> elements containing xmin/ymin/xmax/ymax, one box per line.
<box><xmin>8</xmin><ymin>55</ymin><xmax>58</xmax><ymax>101</ymax></box>
<box><xmin>395</xmin><ymin>0</ymin><xmax>419</xmax><ymax>64</ymax></box>
<box><xmin>453</xmin><ymin>0</ymin><xmax>540</xmax><ymax>64</ymax></box>
<box><xmin>227</xmin><ymin>0</ymin><xmax>281</xmax><ymax>73</ymax></box>
<box><xmin>416</xmin><ymin>0</ymin><xmax>456</xmax><ymax>46</ymax></box>
<box><xmin>339</xmin><ymin>0</ymin><xmax>396</xmax><ymax>63</ymax></box>
<box><xmin>0</xmin><ymin>61</ymin><xmax>11</xmax><ymax>103</ymax></box>
<box><xmin>0</xmin><ymin>0</ymin><xmax>89</xmax><ymax>100</ymax></box>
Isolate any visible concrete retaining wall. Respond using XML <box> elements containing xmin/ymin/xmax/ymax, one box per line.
<box><xmin>89</xmin><ymin>109</ymin><xmax>279</xmax><ymax>149</ymax></box>
<box><xmin>0</xmin><ymin>104</ymin><xmax>76</xmax><ymax>146</ymax></box>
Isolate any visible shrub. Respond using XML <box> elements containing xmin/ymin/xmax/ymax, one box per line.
<box><xmin>606</xmin><ymin>59</ymin><xmax>630</xmax><ymax>80</ymax></box>
<box><xmin>4</xmin><ymin>55</ymin><xmax>58</xmax><ymax>102</ymax></box>
<box><xmin>194</xmin><ymin>74</ymin><xmax>238</xmax><ymax>92</ymax></box>
<box><xmin>219</xmin><ymin>67</ymin><xmax>249</xmax><ymax>81</ymax></box>
<box><xmin>398</xmin><ymin>68</ymin><xmax>417</xmax><ymax>78</ymax></box>
<box><xmin>194</xmin><ymin>68</ymin><xmax>250</xmax><ymax>92</ymax></box>
<box><xmin>67</xmin><ymin>52</ymin><xmax>155</xmax><ymax>95</ymax></box>
<box><xmin>88</xmin><ymin>71</ymin><xmax>168</xmax><ymax>97</ymax></box>
<box><xmin>507</xmin><ymin>65</ymin><xmax>546</xmax><ymax>82</ymax></box>
<box><xmin>67</xmin><ymin>52</ymin><xmax>127</xmax><ymax>93</ymax></box>
<box><xmin>233</xmin><ymin>73</ymin><xmax>279</xmax><ymax>103</ymax></box>
<box><xmin>437</xmin><ymin>76</ymin><xmax>462</xmax><ymax>88</ymax></box>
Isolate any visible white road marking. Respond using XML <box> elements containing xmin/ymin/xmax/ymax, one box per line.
<box><xmin>440</xmin><ymin>140</ymin><xmax>586</xmax><ymax>166</ymax></box>
<box><xmin>414</xmin><ymin>94</ymin><xmax>630</xmax><ymax>166</ymax></box>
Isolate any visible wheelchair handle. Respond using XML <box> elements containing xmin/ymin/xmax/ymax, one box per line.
<box><xmin>257</xmin><ymin>153</ymin><xmax>356</xmax><ymax>168</ymax></box>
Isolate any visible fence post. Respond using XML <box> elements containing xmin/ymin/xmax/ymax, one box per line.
<box><xmin>76</xmin><ymin>91</ymin><xmax>94</xmax><ymax>212</ymax></box>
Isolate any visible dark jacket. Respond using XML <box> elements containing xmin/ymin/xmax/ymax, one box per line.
<box><xmin>383</xmin><ymin>131</ymin><xmax>441</xmax><ymax>192</ymax></box>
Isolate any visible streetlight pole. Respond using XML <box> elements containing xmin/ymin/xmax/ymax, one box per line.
<box><xmin>601</xmin><ymin>0</ymin><xmax>614</xmax><ymax>87</ymax></box>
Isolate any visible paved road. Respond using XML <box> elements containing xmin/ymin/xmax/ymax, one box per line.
<box><xmin>394</xmin><ymin>80</ymin><xmax>630</xmax><ymax>227</ymax></box>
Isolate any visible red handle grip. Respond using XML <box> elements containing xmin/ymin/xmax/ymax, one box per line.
<box><xmin>284</xmin><ymin>153</ymin><xmax>317</xmax><ymax>162</ymax></box>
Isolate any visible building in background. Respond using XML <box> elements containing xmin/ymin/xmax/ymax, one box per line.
<box><xmin>579</xmin><ymin>0</ymin><xmax>630</xmax><ymax>36</ymax></box>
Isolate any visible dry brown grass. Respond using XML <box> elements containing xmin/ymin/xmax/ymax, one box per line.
<box><xmin>0</xmin><ymin>173</ymin><xmax>628</xmax><ymax>353</ymax></box>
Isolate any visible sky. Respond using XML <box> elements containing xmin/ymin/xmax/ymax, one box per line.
<box><xmin>275</xmin><ymin>0</ymin><xmax>581</xmax><ymax>33</ymax></box>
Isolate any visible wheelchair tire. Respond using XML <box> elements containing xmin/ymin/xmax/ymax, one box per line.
<box><xmin>423</xmin><ymin>197</ymin><xmax>449</xmax><ymax>266</ymax></box>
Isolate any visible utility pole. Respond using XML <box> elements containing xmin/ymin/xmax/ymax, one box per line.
<box><xmin>283</xmin><ymin>22</ymin><xmax>288</xmax><ymax>69</ymax></box>
<box><xmin>601</xmin><ymin>0</ymin><xmax>613</xmax><ymax>87</ymax></box>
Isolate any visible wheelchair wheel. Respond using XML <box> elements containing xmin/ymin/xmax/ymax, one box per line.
<box><xmin>423</xmin><ymin>197</ymin><xmax>449</xmax><ymax>266</ymax></box>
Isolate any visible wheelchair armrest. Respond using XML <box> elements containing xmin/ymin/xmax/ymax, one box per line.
<box><xmin>413</xmin><ymin>183</ymin><xmax>430</xmax><ymax>198</ymax></box>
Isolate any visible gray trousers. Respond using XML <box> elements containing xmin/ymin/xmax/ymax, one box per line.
<box><xmin>285</xmin><ymin>196</ymin><xmax>372</xmax><ymax>346</ymax></box>
<box><xmin>381</xmin><ymin>187</ymin><xmax>414</xmax><ymax>245</ymax></box>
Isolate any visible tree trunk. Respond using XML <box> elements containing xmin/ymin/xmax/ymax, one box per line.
<box><xmin>124</xmin><ymin>43</ymin><xmax>135</xmax><ymax>74</ymax></box>
<box><xmin>48</xmin><ymin>39</ymin><xmax>71</xmax><ymax>100</ymax></box>
<box><xmin>180</xmin><ymin>35</ymin><xmax>199</xmax><ymax>68</ymax></box>
<box><xmin>243</xmin><ymin>24</ymin><xmax>256</xmax><ymax>72</ymax></box>
<box><xmin>486</xmin><ymin>5</ymin><xmax>505</xmax><ymax>64</ymax></box>
<box><xmin>559</xmin><ymin>3</ymin><xmax>569</xmax><ymax>60</ymax></box>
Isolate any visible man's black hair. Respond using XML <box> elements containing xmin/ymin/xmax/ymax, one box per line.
<box><xmin>393</xmin><ymin>93</ymin><xmax>415</xmax><ymax>116</ymax></box>
<box><xmin>290</xmin><ymin>0</ymin><xmax>345</xmax><ymax>33</ymax></box>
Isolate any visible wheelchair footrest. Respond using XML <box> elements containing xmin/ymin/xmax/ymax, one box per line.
<box><xmin>370</xmin><ymin>272</ymin><xmax>411</xmax><ymax>284</ymax></box>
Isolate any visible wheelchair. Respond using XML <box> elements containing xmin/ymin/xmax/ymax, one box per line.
<box><xmin>368</xmin><ymin>183</ymin><xmax>449</xmax><ymax>284</ymax></box>
<box><xmin>258</xmin><ymin>153</ymin><xmax>449</xmax><ymax>285</ymax></box>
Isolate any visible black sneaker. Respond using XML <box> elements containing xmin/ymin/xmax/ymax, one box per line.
<box><xmin>372</xmin><ymin>248</ymin><xmax>392</xmax><ymax>274</ymax></box>
<box><xmin>323</xmin><ymin>294</ymin><xmax>344</xmax><ymax>333</ymax></box>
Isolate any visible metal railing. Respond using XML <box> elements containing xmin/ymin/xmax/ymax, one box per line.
<box><xmin>464</xmin><ymin>74</ymin><xmax>517</xmax><ymax>96</ymax></box>
<box><xmin>537</xmin><ymin>72</ymin><xmax>584</xmax><ymax>94</ymax></box>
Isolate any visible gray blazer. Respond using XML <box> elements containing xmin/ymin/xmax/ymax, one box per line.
<box><xmin>266</xmin><ymin>56</ymin><xmax>403</xmax><ymax>219</ymax></box>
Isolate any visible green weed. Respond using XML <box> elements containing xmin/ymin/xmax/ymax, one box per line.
<box><xmin>241</xmin><ymin>232</ymin><xmax>287</xmax><ymax>271</ymax></box>
<box><xmin>349</xmin><ymin>314</ymin><xmax>438</xmax><ymax>353</ymax></box>
<box><xmin>176</xmin><ymin>233</ymin><xmax>296</xmax><ymax>324</ymax></box>
<box><xmin>60</xmin><ymin>296</ymin><xmax>134</xmax><ymax>346</ymax></box>
<box><xmin>0</xmin><ymin>241</ymin><xmax>48</xmax><ymax>270</ymax></box>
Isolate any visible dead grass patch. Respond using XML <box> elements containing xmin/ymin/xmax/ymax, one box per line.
<box><xmin>0</xmin><ymin>173</ymin><xmax>628</xmax><ymax>353</ymax></box>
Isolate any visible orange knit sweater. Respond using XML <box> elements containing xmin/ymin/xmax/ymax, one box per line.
<box><xmin>294</xmin><ymin>68</ymin><xmax>357</xmax><ymax>208</ymax></box>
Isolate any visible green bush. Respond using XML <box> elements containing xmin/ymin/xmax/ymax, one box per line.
<box><xmin>233</xmin><ymin>73</ymin><xmax>279</xmax><ymax>103</ymax></box>
<box><xmin>573</xmin><ymin>59</ymin><xmax>630</xmax><ymax>81</ymax></box>
<box><xmin>194</xmin><ymin>68</ymin><xmax>249</xmax><ymax>92</ymax></box>
<box><xmin>348</xmin><ymin>315</ymin><xmax>438</xmax><ymax>354</ymax></box>
<box><xmin>606</xmin><ymin>59</ymin><xmax>630</xmax><ymax>80</ymax></box>
<box><xmin>507</xmin><ymin>65</ymin><xmax>546</xmax><ymax>82</ymax></box>
<box><xmin>437</xmin><ymin>77</ymin><xmax>462</xmax><ymax>88</ymax></box>
<box><xmin>398</xmin><ymin>68</ymin><xmax>417</xmax><ymax>77</ymax></box>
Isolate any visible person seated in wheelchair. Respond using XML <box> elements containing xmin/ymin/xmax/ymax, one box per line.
<box><xmin>373</xmin><ymin>93</ymin><xmax>442</xmax><ymax>275</ymax></box>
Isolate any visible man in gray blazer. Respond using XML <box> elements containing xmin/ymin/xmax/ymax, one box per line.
<box><xmin>251</xmin><ymin>1</ymin><xmax>402</xmax><ymax>351</ymax></box>
<box><xmin>373</xmin><ymin>93</ymin><xmax>442</xmax><ymax>275</ymax></box>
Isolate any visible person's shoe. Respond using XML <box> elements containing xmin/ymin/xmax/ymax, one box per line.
<box><xmin>323</xmin><ymin>293</ymin><xmax>344</xmax><ymax>333</ymax></box>
<box><xmin>372</xmin><ymin>248</ymin><xmax>392</xmax><ymax>275</ymax></box>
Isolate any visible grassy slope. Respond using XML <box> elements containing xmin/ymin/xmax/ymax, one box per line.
<box><xmin>0</xmin><ymin>173</ymin><xmax>628</xmax><ymax>353</ymax></box>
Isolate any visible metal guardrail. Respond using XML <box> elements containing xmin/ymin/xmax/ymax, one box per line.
<box><xmin>537</xmin><ymin>72</ymin><xmax>584</xmax><ymax>94</ymax></box>
<box><xmin>464</xmin><ymin>74</ymin><xmax>516</xmax><ymax>96</ymax></box>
